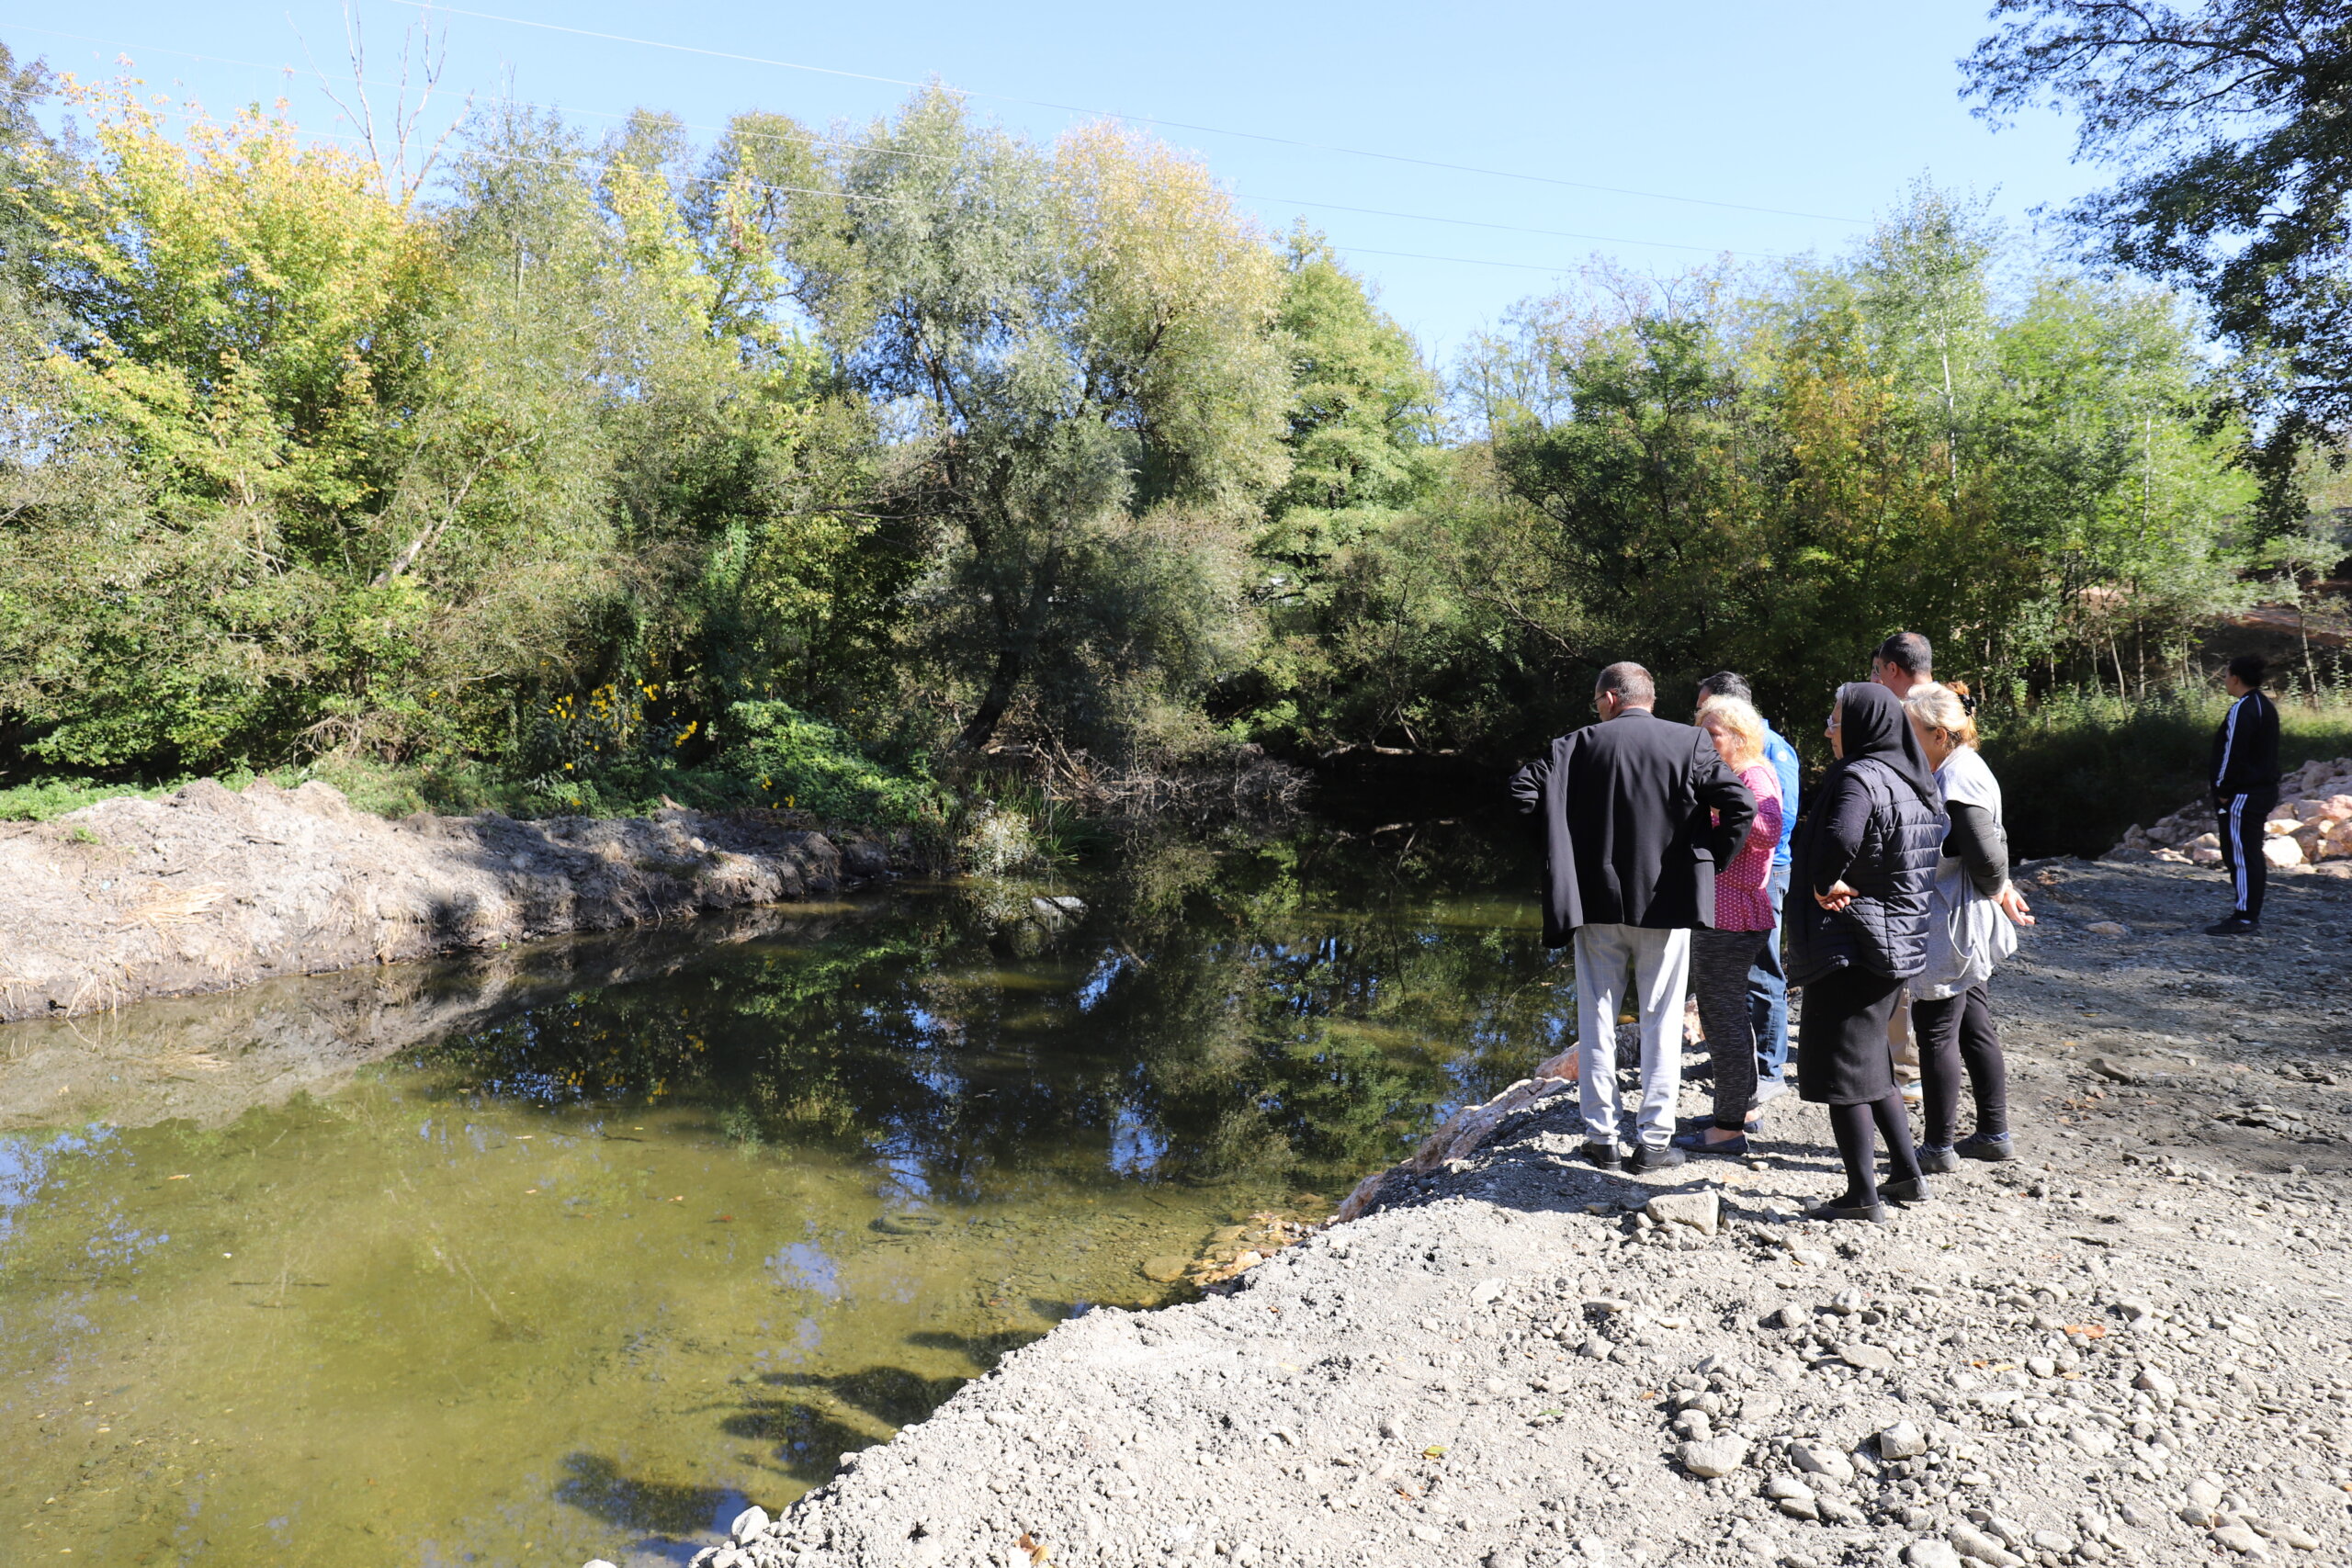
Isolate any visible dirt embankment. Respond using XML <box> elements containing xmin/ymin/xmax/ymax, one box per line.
<box><xmin>679</xmin><ymin>859</ymin><xmax>2352</xmax><ymax>1568</ymax></box>
<box><xmin>0</xmin><ymin>778</ymin><xmax>904</xmax><ymax>1023</ymax></box>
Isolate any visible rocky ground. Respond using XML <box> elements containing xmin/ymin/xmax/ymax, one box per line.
<box><xmin>653</xmin><ymin>857</ymin><xmax>2351</xmax><ymax>1568</ymax></box>
<box><xmin>0</xmin><ymin>778</ymin><xmax>902</xmax><ymax>1021</ymax></box>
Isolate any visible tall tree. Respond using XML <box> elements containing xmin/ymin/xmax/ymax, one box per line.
<box><xmin>1964</xmin><ymin>0</ymin><xmax>2352</xmax><ymax>524</ymax></box>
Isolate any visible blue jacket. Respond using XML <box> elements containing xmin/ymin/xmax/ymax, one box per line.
<box><xmin>1762</xmin><ymin>727</ymin><xmax>1801</xmax><ymax>869</ymax></box>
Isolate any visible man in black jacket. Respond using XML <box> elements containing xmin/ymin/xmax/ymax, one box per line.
<box><xmin>1510</xmin><ymin>662</ymin><xmax>1757</xmax><ymax>1170</ymax></box>
<box><xmin>2208</xmin><ymin>654</ymin><xmax>2282</xmax><ymax>936</ymax></box>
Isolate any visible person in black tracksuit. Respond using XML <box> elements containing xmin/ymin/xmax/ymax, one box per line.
<box><xmin>2209</xmin><ymin>653</ymin><xmax>2282</xmax><ymax>935</ymax></box>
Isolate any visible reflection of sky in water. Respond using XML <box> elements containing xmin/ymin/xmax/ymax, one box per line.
<box><xmin>766</xmin><ymin>1243</ymin><xmax>840</xmax><ymax>1299</ymax></box>
<box><xmin>1076</xmin><ymin>951</ymin><xmax>1127</xmax><ymax>1011</ymax></box>
<box><xmin>874</xmin><ymin>1137</ymin><xmax>932</xmax><ymax>1203</ymax></box>
<box><xmin>1106</xmin><ymin>1106</ymin><xmax>1165</xmax><ymax>1177</ymax></box>
<box><xmin>0</xmin><ymin>1128</ymin><xmax>109</xmax><ymax>1246</ymax></box>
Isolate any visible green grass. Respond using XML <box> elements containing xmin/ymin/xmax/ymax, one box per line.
<box><xmin>1981</xmin><ymin>682</ymin><xmax>2352</xmax><ymax>859</ymax></box>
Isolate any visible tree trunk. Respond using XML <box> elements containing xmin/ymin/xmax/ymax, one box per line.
<box><xmin>956</xmin><ymin>646</ymin><xmax>1023</xmax><ymax>750</ymax></box>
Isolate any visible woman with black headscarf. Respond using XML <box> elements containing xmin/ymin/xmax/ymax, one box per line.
<box><xmin>1785</xmin><ymin>682</ymin><xmax>1947</xmax><ymax>1222</ymax></box>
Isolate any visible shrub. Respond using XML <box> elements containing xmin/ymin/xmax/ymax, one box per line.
<box><xmin>722</xmin><ymin>701</ymin><xmax>944</xmax><ymax>828</ymax></box>
<box><xmin>1982</xmin><ymin>683</ymin><xmax>2352</xmax><ymax>858</ymax></box>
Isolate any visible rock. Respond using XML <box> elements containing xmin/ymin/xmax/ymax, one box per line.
<box><xmin>1409</xmin><ymin>1524</ymin><xmax>1444</xmax><ymax>1545</ymax></box>
<box><xmin>2030</xmin><ymin>1531</ymin><xmax>2075</xmax><ymax>1554</ymax></box>
<box><xmin>1787</xmin><ymin>1440</ymin><xmax>1855</xmax><ymax>1484</ymax></box>
<box><xmin>1906</xmin><ymin>1541</ymin><xmax>1965</xmax><ymax>1568</ymax></box>
<box><xmin>1765</xmin><ymin>1305</ymin><xmax>1804</xmax><ymax>1329</ymax></box>
<box><xmin>583</xmin><ymin>1562</ymin><xmax>619</xmax><ymax>1568</ymax></box>
<box><xmin>1831</xmin><ymin>1288</ymin><xmax>1866</xmax><ymax>1315</ymax></box>
<box><xmin>1679</xmin><ymin>1435</ymin><xmax>1748</xmax><ymax>1477</ymax></box>
<box><xmin>2189</xmin><ymin>1479</ymin><xmax>2225</xmax><ymax>1511</ymax></box>
<box><xmin>731</xmin><ymin>1504</ymin><xmax>772</xmax><ymax>1540</ymax></box>
<box><xmin>1472</xmin><ymin>1277</ymin><xmax>1508</xmax><ymax>1305</ymax></box>
<box><xmin>2135</xmin><ymin>1367</ymin><xmax>2177</xmax><ymax>1398</ymax></box>
<box><xmin>1141</xmin><ymin>1256</ymin><xmax>1191</xmax><ymax>1283</ymax></box>
<box><xmin>1767</xmin><ymin>1477</ymin><xmax>1815</xmax><ymax>1500</ymax></box>
<box><xmin>2089</xmin><ymin>1058</ymin><xmax>2138</xmax><ymax>1084</ymax></box>
<box><xmin>1645</xmin><ymin>1190</ymin><xmax>1720</xmax><ymax>1235</ymax></box>
<box><xmin>2273</xmin><ymin>1525</ymin><xmax>2322</xmax><ymax>1551</ymax></box>
<box><xmin>2212</xmin><ymin>1523</ymin><xmax>2270</xmax><ymax>1557</ymax></box>
<box><xmin>1879</xmin><ymin>1420</ymin><xmax>1928</xmax><ymax>1460</ymax></box>
<box><xmin>2261</xmin><ymin>836</ymin><xmax>2304</xmax><ymax>868</ymax></box>
<box><xmin>2072</xmin><ymin>1427</ymin><xmax>2117</xmax><ymax>1456</ymax></box>
<box><xmin>2086</xmin><ymin>920</ymin><xmax>2128</xmax><ymax>937</ymax></box>
<box><xmin>1776</xmin><ymin>1495</ymin><xmax>1821</xmax><ymax>1520</ymax></box>
<box><xmin>1379</xmin><ymin>1413</ymin><xmax>1405</xmax><ymax>1439</ymax></box>
<box><xmin>1841</xmin><ymin>1343</ymin><xmax>1897</xmax><ymax>1371</ymax></box>
<box><xmin>1578</xmin><ymin>1337</ymin><xmax>1611</xmax><ymax>1359</ymax></box>
<box><xmin>1949</xmin><ymin>1523</ymin><xmax>2025</xmax><ymax>1567</ymax></box>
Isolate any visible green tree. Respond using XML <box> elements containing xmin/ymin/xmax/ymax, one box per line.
<box><xmin>1964</xmin><ymin>0</ymin><xmax>2352</xmax><ymax>524</ymax></box>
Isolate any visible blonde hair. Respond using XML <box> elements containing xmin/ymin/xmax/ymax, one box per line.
<box><xmin>1903</xmin><ymin>680</ymin><xmax>1979</xmax><ymax>749</ymax></box>
<box><xmin>1695</xmin><ymin>694</ymin><xmax>1768</xmax><ymax>771</ymax></box>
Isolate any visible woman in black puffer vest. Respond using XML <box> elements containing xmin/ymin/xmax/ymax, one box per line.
<box><xmin>1786</xmin><ymin>682</ymin><xmax>1946</xmax><ymax>1222</ymax></box>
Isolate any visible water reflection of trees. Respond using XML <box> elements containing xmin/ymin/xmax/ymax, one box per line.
<box><xmin>411</xmin><ymin>823</ymin><xmax>1558</xmax><ymax>1193</ymax></box>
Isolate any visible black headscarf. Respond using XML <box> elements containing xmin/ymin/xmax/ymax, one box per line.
<box><xmin>1832</xmin><ymin>681</ymin><xmax>1942</xmax><ymax>807</ymax></box>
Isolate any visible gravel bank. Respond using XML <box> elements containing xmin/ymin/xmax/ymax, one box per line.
<box><xmin>0</xmin><ymin>777</ymin><xmax>900</xmax><ymax>1021</ymax></box>
<box><xmin>664</xmin><ymin>859</ymin><xmax>2351</xmax><ymax>1568</ymax></box>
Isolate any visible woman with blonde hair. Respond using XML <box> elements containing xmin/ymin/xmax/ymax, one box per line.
<box><xmin>1671</xmin><ymin>694</ymin><xmax>1784</xmax><ymax>1155</ymax></box>
<box><xmin>1902</xmin><ymin>681</ymin><xmax>2034</xmax><ymax>1168</ymax></box>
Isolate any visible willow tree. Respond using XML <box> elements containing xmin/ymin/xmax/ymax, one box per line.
<box><xmin>781</xmin><ymin>89</ymin><xmax>1289</xmax><ymax>757</ymax></box>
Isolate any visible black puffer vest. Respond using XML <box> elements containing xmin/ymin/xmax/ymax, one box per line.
<box><xmin>1787</xmin><ymin>757</ymin><xmax>1944</xmax><ymax>984</ymax></box>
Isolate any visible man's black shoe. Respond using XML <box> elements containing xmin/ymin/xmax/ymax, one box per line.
<box><xmin>2203</xmin><ymin>916</ymin><xmax>2260</xmax><ymax>936</ymax></box>
<box><xmin>1582</xmin><ymin>1142</ymin><xmax>1621</xmax><ymax>1169</ymax></box>
<box><xmin>1629</xmin><ymin>1143</ymin><xmax>1686</xmax><ymax>1172</ymax></box>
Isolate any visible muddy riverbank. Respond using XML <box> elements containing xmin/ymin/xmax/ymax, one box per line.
<box><xmin>690</xmin><ymin>858</ymin><xmax>2352</xmax><ymax>1568</ymax></box>
<box><xmin>0</xmin><ymin>777</ymin><xmax>903</xmax><ymax>1021</ymax></box>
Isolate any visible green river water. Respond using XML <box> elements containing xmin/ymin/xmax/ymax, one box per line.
<box><xmin>0</xmin><ymin>827</ymin><xmax>1560</xmax><ymax>1566</ymax></box>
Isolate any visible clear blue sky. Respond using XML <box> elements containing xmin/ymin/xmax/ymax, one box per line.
<box><xmin>4</xmin><ymin>1</ymin><xmax>2091</xmax><ymax>360</ymax></box>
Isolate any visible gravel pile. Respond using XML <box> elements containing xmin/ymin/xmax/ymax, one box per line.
<box><xmin>616</xmin><ymin>860</ymin><xmax>2351</xmax><ymax>1568</ymax></box>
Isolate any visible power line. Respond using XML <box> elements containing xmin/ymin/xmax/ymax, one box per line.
<box><xmin>7</xmin><ymin>18</ymin><xmax>1796</xmax><ymax>264</ymax></box>
<box><xmin>387</xmin><ymin>0</ymin><xmax>1871</xmax><ymax>227</ymax></box>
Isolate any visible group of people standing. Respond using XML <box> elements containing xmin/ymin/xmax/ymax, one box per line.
<box><xmin>1510</xmin><ymin>634</ymin><xmax>2030</xmax><ymax>1222</ymax></box>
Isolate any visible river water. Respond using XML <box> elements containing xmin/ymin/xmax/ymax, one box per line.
<box><xmin>0</xmin><ymin>826</ymin><xmax>1561</xmax><ymax>1566</ymax></box>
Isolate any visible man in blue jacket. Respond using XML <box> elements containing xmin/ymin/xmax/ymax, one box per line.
<box><xmin>1699</xmin><ymin>671</ymin><xmax>1799</xmax><ymax>1106</ymax></box>
<box><xmin>2208</xmin><ymin>654</ymin><xmax>2282</xmax><ymax>936</ymax></box>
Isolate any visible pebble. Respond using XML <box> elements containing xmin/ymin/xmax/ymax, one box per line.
<box><xmin>1841</xmin><ymin>1342</ymin><xmax>1896</xmax><ymax>1371</ymax></box>
<box><xmin>1950</xmin><ymin>1523</ymin><xmax>2024</xmax><ymax>1567</ymax></box>
<box><xmin>1786</xmin><ymin>1441</ymin><xmax>1854</xmax><ymax>1485</ymax></box>
<box><xmin>1905</xmin><ymin>1541</ymin><xmax>1964</xmax><ymax>1568</ymax></box>
<box><xmin>1830</xmin><ymin>1288</ymin><xmax>1866</xmax><ymax>1315</ymax></box>
<box><xmin>1645</xmin><ymin>1190</ymin><xmax>1720</xmax><ymax>1235</ymax></box>
<box><xmin>1679</xmin><ymin>1436</ymin><xmax>1748</xmax><ymax>1478</ymax></box>
<box><xmin>730</xmin><ymin>1506</ymin><xmax>771</xmax><ymax>1542</ymax></box>
<box><xmin>1879</xmin><ymin>1420</ymin><xmax>1928</xmax><ymax>1460</ymax></box>
<box><xmin>1141</xmin><ymin>1256</ymin><xmax>1191</xmax><ymax>1283</ymax></box>
<box><xmin>2212</xmin><ymin>1523</ymin><xmax>2269</xmax><ymax>1556</ymax></box>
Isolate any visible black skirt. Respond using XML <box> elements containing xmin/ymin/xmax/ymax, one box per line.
<box><xmin>1796</xmin><ymin>964</ymin><xmax>1905</xmax><ymax>1106</ymax></box>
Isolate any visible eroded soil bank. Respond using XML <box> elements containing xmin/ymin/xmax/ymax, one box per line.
<box><xmin>692</xmin><ymin>859</ymin><xmax>2352</xmax><ymax>1568</ymax></box>
<box><xmin>0</xmin><ymin>777</ymin><xmax>901</xmax><ymax>1022</ymax></box>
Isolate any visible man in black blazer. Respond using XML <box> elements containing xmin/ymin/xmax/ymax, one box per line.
<box><xmin>1510</xmin><ymin>661</ymin><xmax>1757</xmax><ymax>1170</ymax></box>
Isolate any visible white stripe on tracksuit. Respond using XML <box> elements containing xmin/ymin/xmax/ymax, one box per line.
<box><xmin>2230</xmin><ymin>794</ymin><xmax>2249</xmax><ymax>913</ymax></box>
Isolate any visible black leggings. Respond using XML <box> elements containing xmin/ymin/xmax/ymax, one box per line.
<box><xmin>1827</xmin><ymin>1094</ymin><xmax>1920</xmax><ymax>1206</ymax></box>
<box><xmin>1912</xmin><ymin>983</ymin><xmax>2009</xmax><ymax>1147</ymax></box>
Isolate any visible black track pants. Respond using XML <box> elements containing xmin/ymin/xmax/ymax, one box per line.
<box><xmin>2217</xmin><ymin>786</ymin><xmax>2278</xmax><ymax>919</ymax></box>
